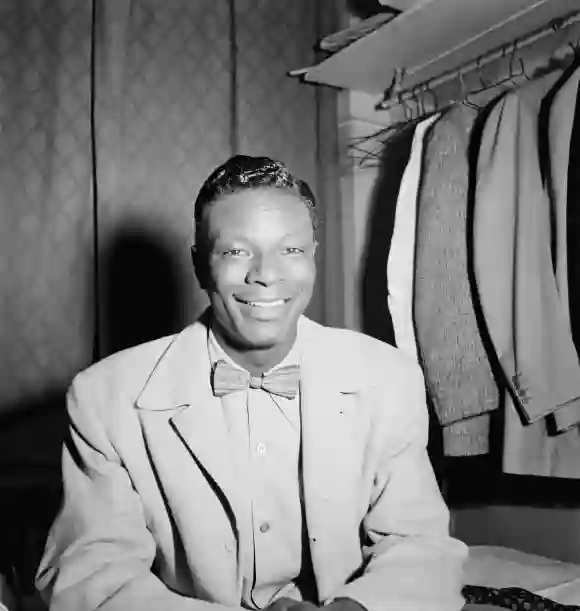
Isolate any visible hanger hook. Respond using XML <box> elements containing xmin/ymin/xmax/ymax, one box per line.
<box><xmin>512</xmin><ymin>41</ymin><xmax>531</xmax><ymax>81</ymax></box>
<box><xmin>476</xmin><ymin>56</ymin><xmax>490</xmax><ymax>89</ymax></box>
<box><xmin>519</xmin><ymin>55</ymin><xmax>531</xmax><ymax>81</ymax></box>
<box><xmin>458</xmin><ymin>69</ymin><xmax>467</xmax><ymax>97</ymax></box>
<box><xmin>414</xmin><ymin>85</ymin><xmax>425</xmax><ymax>117</ymax></box>
<box><xmin>507</xmin><ymin>44</ymin><xmax>521</xmax><ymax>82</ymax></box>
<box><xmin>398</xmin><ymin>91</ymin><xmax>411</xmax><ymax>122</ymax></box>
<box><xmin>458</xmin><ymin>70</ymin><xmax>479</xmax><ymax>109</ymax></box>
<box><xmin>423</xmin><ymin>81</ymin><xmax>438</xmax><ymax>113</ymax></box>
<box><xmin>408</xmin><ymin>87</ymin><xmax>419</xmax><ymax>119</ymax></box>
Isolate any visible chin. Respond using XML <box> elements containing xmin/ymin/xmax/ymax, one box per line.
<box><xmin>212</xmin><ymin>296</ymin><xmax>306</xmax><ymax>350</ymax></box>
<box><xmin>237</xmin><ymin>320</ymin><xmax>294</xmax><ymax>350</ymax></box>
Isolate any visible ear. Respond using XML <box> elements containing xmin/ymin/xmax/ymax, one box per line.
<box><xmin>191</xmin><ymin>245</ymin><xmax>209</xmax><ymax>290</ymax></box>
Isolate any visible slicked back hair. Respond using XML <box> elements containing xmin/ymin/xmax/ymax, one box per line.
<box><xmin>193</xmin><ymin>155</ymin><xmax>317</xmax><ymax>249</ymax></box>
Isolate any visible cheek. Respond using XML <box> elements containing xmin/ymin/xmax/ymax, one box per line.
<box><xmin>287</xmin><ymin>258</ymin><xmax>316</xmax><ymax>289</ymax></box>
<box><xmin>210</xmin><ymin>260</ymin><xmax>248</xmax><ymax>290</ymax></box>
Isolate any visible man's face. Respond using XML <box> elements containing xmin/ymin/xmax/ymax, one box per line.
<box><xmin>199</xmin><ymin>187</ymin><xmax>316</xmax><ymax>351</ymax></box>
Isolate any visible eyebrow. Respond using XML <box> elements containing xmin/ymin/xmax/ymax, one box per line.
<box><xmin>214</xmin><ymin>230</ymin><xmax>311</xmax><ymax>243</ymax></box>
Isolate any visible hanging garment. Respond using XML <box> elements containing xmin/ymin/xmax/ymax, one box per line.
<box><xmin>540</xmin><ymin>65</ymin><xmax>580</xmax><ymax>352</ymax></box>
<box><xmin>539</xmin><ymin>57</ymin><xmax>580</xmax><ymax>275</ymax></box>
<box><xmin>546</xmin><ymin>62</ymin><xmax>580</xmax><ymax>432</ymax></box>
<box><xmin>568</xmin><ymin>72</ymin><xmax>580</xmax><ymax>363</ymax></box>
<box><xmin>473</xmin><ymin>72</ymin><xmax>580</xmax><ymax>478</ymax></box>
<box><xmin>387</xmin><ymin>112</ymin><xmax>441</xmax><ymax>361</ymax></box>
<box><xmin>413</xmin><ymin>104</ymin><xmax>500</xmax><ymax>457</ymax></box>
<box><xmin>360</xmin><ymin>124</ymin><xmax>416</xmax><ymax>345</ymax></box>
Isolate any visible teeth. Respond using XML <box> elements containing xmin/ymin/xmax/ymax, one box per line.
<box><xmin>246</xmin><ymin>299</ymin><xmax>285</xmax><ymax>308</ymax></box>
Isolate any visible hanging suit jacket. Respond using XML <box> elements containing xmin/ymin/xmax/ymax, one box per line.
<box><xmin>567</xmin><ymin>68</ymin><xmax>580</xmax><ymax>363</ymax></box>
<box><xmin>546</xmin><ymin>62</ymin><xmax>580</xmax><ymax>432</ymax></box>
<box><xmin>413</xmin><ymin>104</ymin><xmax>499</xmax><ymax>457</ymax></box>
<box><xmin>35</xmin><ymin>312</ymin><xmax>467</xmax><ymax>611</ymax></box>
<box><xmin>473</xmin><ymin>73</ymin><xmax>580</xmax><ymax>477</ymax></box>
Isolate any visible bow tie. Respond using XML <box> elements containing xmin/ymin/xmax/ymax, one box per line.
<box><xmin>211</xmin><ymin>360</ymin><xmax>300</xmax><ymax>399</ymax></box>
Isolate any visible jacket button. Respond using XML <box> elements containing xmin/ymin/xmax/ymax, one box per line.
<box><xmin>259</xmin><ymin>522</ymin><xmax>270</xmax><ymax>533</ymax></box>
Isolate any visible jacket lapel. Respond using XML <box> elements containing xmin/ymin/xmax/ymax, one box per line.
<box><xmin>135</xmin><ymin>315</ymin><xmax>242</xmax><ymax>529</ymax></box>
<box><xmin>298</xmin><ymin>318</ymin><xmax>366</xmax><ymax>601</ymax></box>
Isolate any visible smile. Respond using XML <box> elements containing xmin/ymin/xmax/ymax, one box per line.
<box><xmin>237</xmin><ymin>298</ymin><xmax>291</xmax><ymax>308</ymax></box>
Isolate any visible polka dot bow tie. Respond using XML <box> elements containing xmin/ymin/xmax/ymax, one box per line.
<box><xmin>211</xmin><ymin>360</ymin><xmax>300</xmax><ymax>399</ymax></box>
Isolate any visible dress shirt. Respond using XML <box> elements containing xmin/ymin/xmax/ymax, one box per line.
<box><xmin>208</xmin><ymin>329</ymin><xmax>309</xmax><ymax>609</ymax></box>
<box><xmin>387</xmin><ymin>112</ymin><xmax>440</xmax><ymax>362</ymax></box>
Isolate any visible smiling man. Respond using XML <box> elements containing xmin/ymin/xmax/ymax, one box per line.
<box><xmin>36</xmin><ymin>156</ymin><xmax>467</xmax><ymax>611</ymax></box>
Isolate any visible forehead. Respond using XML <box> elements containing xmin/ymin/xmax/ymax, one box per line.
<box><xmin>204</xmin><ymin>188</ymin><xmax>313</xmax><ymax>240</ymax></box>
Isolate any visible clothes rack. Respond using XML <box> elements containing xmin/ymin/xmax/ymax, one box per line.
<box><xmin>348</xmin><ymin>9</ymin><xmax>580</xmax><ymax>167</ymax></box>
<box><xmin>378</xmin><ymin>8</ymin><xmax>580</xmax><ymax>111</ymax></box>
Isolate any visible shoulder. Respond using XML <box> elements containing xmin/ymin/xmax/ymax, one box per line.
<box><xmin>73</xmin><ymin>334</ymin><xmax>177</xmax><ymax>394</ymax></box>
<box><xmin>301</xmin><ymin>317</ymin><xmax>422</xmax><ymax>383</ymax></box>
<box><xmin>303</xmin><ymin>319</ymin><xmax>427</xmax><ymax>440</ymax></box>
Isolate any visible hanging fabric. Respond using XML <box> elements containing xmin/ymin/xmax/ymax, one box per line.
<box><xmin>413</xmin><ymin>104</ymin><xmax>500</xmax><ymax>457</ymax></box>
<box><xmin>360</xmin><ymin>124</ymin><xmax>417</xmax><ymax>345</ymax></box>
<box><xmin>567</xmin><ymin>68</ymin><xmax>580</xmax><ymax>362</ymax></box>
<box><xmin>539</xmin><ymin>57</ymin><xmax>580</xmax><ymax>299</ymax></box>
<box><xmin>473</xmin><ymin>70</ymin><xmax>580</xmax><ymax>478</ymax></box>
<box><xmin>386</xmin><ymin>112</ymin><xmax>440</xmax><ymax>361</ymax></box>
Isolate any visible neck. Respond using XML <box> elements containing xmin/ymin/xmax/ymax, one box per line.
<box><xmin>212</xmin><ymin>325</ymin><xmax>297</xmax><ymax>376</ymax></box>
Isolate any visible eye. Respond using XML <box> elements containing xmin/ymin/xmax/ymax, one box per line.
<box><xmin>283</xmin><ymin>247</ymin><xmax>305</xmax><ymax>255</ymax></box>
<box><xmin>223</xmin><ymin>248</ymin><xmax>249</xmax><ymax>257</ymax></box>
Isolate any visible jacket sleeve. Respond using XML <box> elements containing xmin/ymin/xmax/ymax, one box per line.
<box><xmin>330</xmin><ymin>363</ymin><xmax>468</xmax><ymax>611</ymax></box>
<box><xmin>35</xmin><ymin>376</ymin><xmax>239</xmax><ymax>611</ymax></box>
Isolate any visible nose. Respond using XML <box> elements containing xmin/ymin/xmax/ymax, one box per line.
<box><xmin>246</xmin><ymin>252</ymin><xmax>281</xmax><ymax>286</ymax></box>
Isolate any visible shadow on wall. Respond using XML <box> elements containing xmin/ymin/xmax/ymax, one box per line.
<box><xmin>99</xmin><ymin>223</ymin><xmax>191</xmax><ymax>357</ymax></box>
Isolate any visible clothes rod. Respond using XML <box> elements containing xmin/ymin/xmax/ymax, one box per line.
<box><xmin>377</xmin><ymin>9</ymin><xmax>580</xmax><ymax>111</ymax></box>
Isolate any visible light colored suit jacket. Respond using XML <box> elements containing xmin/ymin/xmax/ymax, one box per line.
<box><xmin>474</xmin><ymin>74</ymin><xmax>580</xmax><ymax>478</ymax></box>
<box><xmin>35</xmin><ymin>313</ymin><xmax>467</xmax><ymax>611</ymax></box>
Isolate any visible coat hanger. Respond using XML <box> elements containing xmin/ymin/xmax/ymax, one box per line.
<box><xmin>569</xmin><ymin>38</ymin><xmax>580</xmax><ymax>60</ymax></box>
<box><xmin>506</xmin><ymin>44</ymin><xmax>525</xmax><ymax>84</ymax></box>
<box><xmin>457</xmin><ymin>70</ymin><xmax>480</xmax><ymax>110</ymax></box>
<box><xmin>422</xmin><ymin>81</ymin><xmax>439</xmax><ymax>114</ymax></box>
<box><xmin>409</xmin><ymin>87</ymin><xmax>422</xmax><ymax>119</ymax></box>
<box><xmin>476</xmin><ymin>56</ymin><xmax>492</xmax><ymax>89</ymax></box>
<box><xmin>513</xmin><ymin>43</ymin><xmax>532</xmax><ymax>81</ymax></box>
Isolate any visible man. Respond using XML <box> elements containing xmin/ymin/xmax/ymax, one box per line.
<box><xmin>35</xmin><ymin>155</ymin><xmax>467</xmax><ymax>611</ymax></box>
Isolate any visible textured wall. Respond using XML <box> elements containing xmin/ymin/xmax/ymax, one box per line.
<box><xmin>0</xmin><ymin>0</ymin><xmax>336</xmax><ymax>592</ymax></box>
<box><xmin>0</xmin><ymin>0</ymin><xmax>326</xmax><ymax>412</ymax></box>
